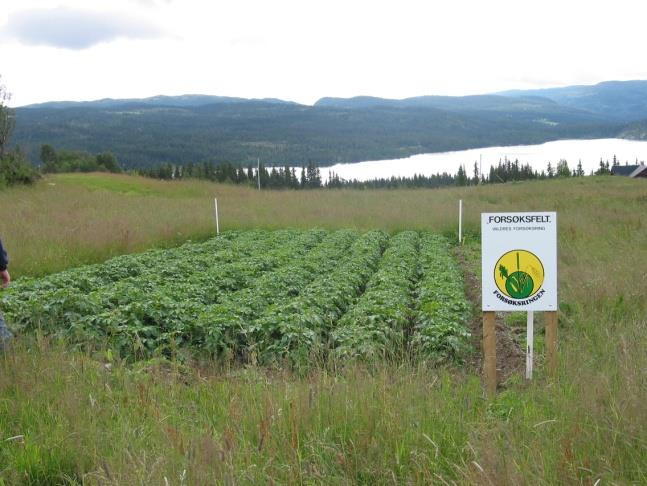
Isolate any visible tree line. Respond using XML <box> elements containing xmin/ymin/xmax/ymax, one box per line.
<box><xmin>139</xmin><ymin>156</ymin><xmax>621</xmax><ymax>190</ymax></box>
<box><xmin>0</xmin><ymin>77</ymin><xmax>39</xmax><ymax>188</ymax></box>
<box><xmin>39</xmin><ymin>144</ymin><xmax>122</xmax><ymax>174</ymax></box>
<box><xmin>1</xmin><ymin>77</ymin><xmax>123</xmax><ymax>187</ymax></box>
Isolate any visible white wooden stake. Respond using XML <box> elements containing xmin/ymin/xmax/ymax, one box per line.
<box><xmin>214</xmin><ymin>197</ymin><xmax>220</xmax><ymax>235</ymax></box>
<box><xmin>458</xmin><ymin>199</ymin><xmax>463</xmax><ymax>244</ymax></box>
<box><xmin>526</xmin><ymin>311</ymin><xmax>534</xmax><ymax>379</ymax></box>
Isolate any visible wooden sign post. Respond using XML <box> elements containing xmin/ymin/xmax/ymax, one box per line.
<box><xmin>483</xmin><ymin>311</ymin><xmax>497</xmax><ymax>397</ymax></box>
<box><xmin>481</xmin><ymin>212</ymin><xmax>558</xmax><ymax>395</ymax></box>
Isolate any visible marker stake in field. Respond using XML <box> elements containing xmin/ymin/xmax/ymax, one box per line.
<box><xmin>214</xmin><ymin>197</ymin><xmax>220</xmax><ymax>235</ymax></box>
<box><xmin>526</xmin><ymin>310</ymin><xmax>534</xmax><ymax>379</ymax></box>
<box><xmin>479</xmin><ymin>154</ymin><xmax>482</xmax><ymax>184</ymax></box>
<box><xmin>545</xmin><ymin>311</ymin><xmax>558</xmax><ymax>377</ymax></box>
<box><xmin>458</xmin><ymin>199</ymin><xmax>463</xmax><ymax>244</ymax></box>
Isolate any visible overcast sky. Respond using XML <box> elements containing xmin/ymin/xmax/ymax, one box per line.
<box><xmin>1</xmin><ymin>0</ymin><xmax>646</xmax><ymax>107</ymax></box>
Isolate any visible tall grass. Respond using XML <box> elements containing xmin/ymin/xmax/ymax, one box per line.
<box><xmin>2</xmin><ymin>173</ymin><xmax>645</xmax><ymax>278</ymax></box>
<box><xmin>0</xmin><ymin>173</ymin><xmax>646</xmax><ymax>483</ymax></box>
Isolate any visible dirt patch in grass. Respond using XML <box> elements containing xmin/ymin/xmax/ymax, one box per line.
<box><xmin>454</xmin><ymin>246</ymin><xmax>524</xmax><ymax>387</ymax></box>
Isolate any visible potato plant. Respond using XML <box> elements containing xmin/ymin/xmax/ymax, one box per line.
<box><xmin>411</xmin><ymin>234</ymin><xmax>471</xmax><ymax>361</ymax></box>
<box><xmin>253</xmin><ymin>230</ymin><xmax>388</xmax><ymax>366</ymax></box>
<box><xmin>332</xmin><ymin>231</ymin><xmax>419</xmax><ymax>361</ymax></box>
<box><xmin>0</xmin><ymin>230</ymin><xmax>470</xmax><ymax>364</ymax></box>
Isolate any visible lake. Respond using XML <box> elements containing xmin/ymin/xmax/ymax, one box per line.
<box><xmin>318</xmin><ymin>138</ymin><xmax>647</xmax><ymax>181</ymax></box>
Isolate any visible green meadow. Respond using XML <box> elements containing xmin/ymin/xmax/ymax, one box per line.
<box><xmin>0</xmin><ymin>173</ymin><xmax>645</xmax><ymax>484</ymax></box>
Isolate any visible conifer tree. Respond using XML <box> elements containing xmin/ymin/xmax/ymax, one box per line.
<box><xmin>576</xmin><ymin>160</ymin><xmax>584</xmax><ymax>177</ymax></box>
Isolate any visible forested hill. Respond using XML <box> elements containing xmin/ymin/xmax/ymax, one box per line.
<box><xmin>11</xmin><ymin>80</ymin><xmax>647</xmax><ymax>168</ymax></box>
<box><xmin>497</xmin><ymin>80</ymin><xmax>647</xmax><ymax>122</ymax></box>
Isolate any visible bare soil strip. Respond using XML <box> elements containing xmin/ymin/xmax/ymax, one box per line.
<box><xmin>455</xmin><ymin>246</ymin><xmax>524</xmax><ymax>386</ymax></box>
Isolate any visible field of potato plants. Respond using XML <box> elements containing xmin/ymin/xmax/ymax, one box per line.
<box><xmin>1</xmin><ymin>230</ymin><xmax>471</xmax><ymax>366</ymax></box>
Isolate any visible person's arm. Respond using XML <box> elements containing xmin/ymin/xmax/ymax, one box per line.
<box><xmin>0</xmin><ymin>239</ymin><xmax>10</xmax><ymax>288</ymax></box>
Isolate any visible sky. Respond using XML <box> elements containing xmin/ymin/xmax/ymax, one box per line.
<box><xmin>1</xmin><ymin>0</ymin><xmax>646</xmax><ymax>107</ymax></box>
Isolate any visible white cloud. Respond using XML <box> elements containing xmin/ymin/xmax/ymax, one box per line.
<box><xmin>2</xmin><ymin>7</ymin><xmax>164</xmax><ymax>49</ymax></box>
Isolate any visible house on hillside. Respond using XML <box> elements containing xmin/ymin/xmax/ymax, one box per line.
<box><xmin>611</xmin><ymin>163</ymin><xmax>647</xmax><ymax>178</ymax></box>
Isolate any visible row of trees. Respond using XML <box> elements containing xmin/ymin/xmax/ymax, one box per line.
<box><xmin>141</xmin><ymin>155</ymin><xmax>617</xmax><ymax>190</ymax></box>
<box><xmin>140</xmin><ymin>161</ymin><xmax>325</xmax><ymax>188</ymax></box>
<box><xmin>592</xmin><ymin>155</ymin><xmax>630</xmax><ymax>175</ymax></box>
<box><xmin>0</xmin><ymin>77</ymin><xmax>39</xmax><ymax>188</ymax></box>
<box><xmin>1</xmin><ymin>77</ymin><xmax>123</xmax><ymax>188</ymax></box>
<box><xmin>39</xmin><ymin>145</ymin><xmax>122</xmax><ymax>173</ymax></box>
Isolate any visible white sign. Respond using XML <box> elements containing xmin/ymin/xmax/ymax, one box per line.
<box><xmin>482</xmin><ymin>212</ymin><xmax>557</xmax><ymax>311</ymax></box>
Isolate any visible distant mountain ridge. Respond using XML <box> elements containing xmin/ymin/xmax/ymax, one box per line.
<box><xmin>316</xmin><ymin>94</ymin><xmax>561</xmax><ymax>111</ymax></box>
<box><xmin>22</xmin><ymin>94</ymin><xmax>295</xmax><ymax>110</ymax></box>
<box><xmin>11</xmin><ymin>80</ymin><xmax>647</xmax><ymax>168</ymax></box>
<box><xmin>497</xmin><ymin>80</ymin><xmax>647</xmax><ymax>121</ymax></box>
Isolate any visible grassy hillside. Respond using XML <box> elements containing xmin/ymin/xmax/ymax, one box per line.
<box><xmin>0</xmin><ymin>173</ymin><xmax>645</xmax><ymax>483</ymax></box>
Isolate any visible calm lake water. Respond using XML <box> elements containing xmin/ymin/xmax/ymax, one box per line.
<box><xmin>319</xmin><ymin>138</ymin><xmax>647</xmax><ymax>181</ymax></box>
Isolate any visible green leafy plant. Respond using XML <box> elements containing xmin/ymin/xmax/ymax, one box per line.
<box><xmin>1</xmin><ymin>230</ymin><xmax>471</xmax><ymax>366</ymax></box>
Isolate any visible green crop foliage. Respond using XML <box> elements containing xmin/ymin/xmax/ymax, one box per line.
<box><xmin>333</xmin><ymin>230</ymin><xmax>420</xmax><ymax>361</ymax></box>
<box><xmin>411</xmin><ymin>234</ymin><xmax>472</xmax><ymax>361</ymax></box>
<box><xmin>0</xmin><ymin>230</ymin><xmax>470</xmax><ymax>366</ymax></box>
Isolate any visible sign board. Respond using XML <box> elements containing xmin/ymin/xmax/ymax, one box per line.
<box><xmin>482</xmin><ymin>212</ymin><xmax>557</xmax><ymax>311</ymax></box>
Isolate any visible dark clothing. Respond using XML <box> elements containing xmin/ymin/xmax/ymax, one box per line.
<box><xmin>0</xmin><ymin>238</ymin><xmax>7</xmax><ymax>271</ymax></box>
<box><xmin>0</xmin><ymin>237</ymin><xmax>9</xmax><ymax>349</ymax></box>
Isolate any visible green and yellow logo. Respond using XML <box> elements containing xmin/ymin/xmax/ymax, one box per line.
<box><xmin>494</xmin><ymin>250</ymin><xmax>544</xmax><ymax>299</ymax></box>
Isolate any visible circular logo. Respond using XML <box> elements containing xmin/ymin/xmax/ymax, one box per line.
<box><xmin>494</xmin><ymin>250</ymin><xmax>544</xmax><ymax>299</ymax></box>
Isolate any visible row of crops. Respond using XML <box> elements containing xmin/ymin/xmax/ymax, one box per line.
<box><xmin>1</xmin><ymin>230</ymin><xmax>471</xmax><ymax>366</ymax></box>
